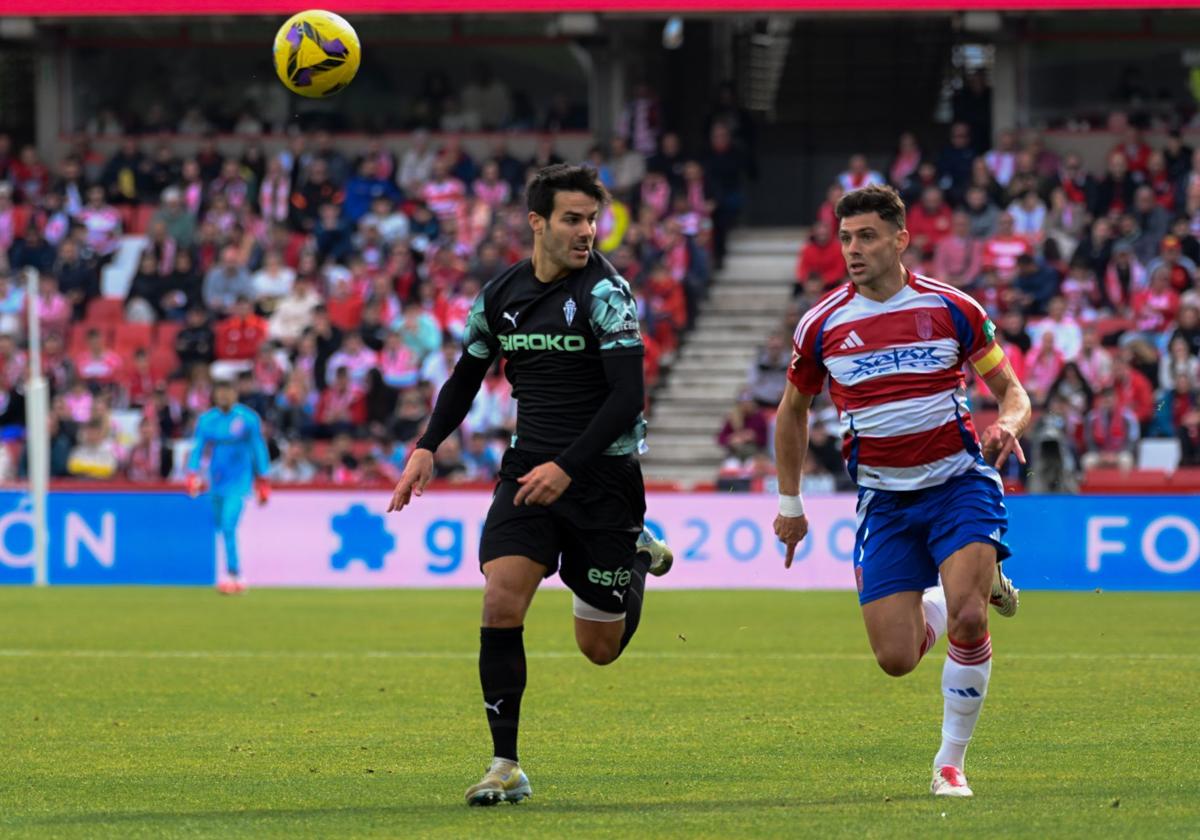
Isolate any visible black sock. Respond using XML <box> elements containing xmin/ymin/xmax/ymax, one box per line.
<box><xmin>619</xmin><ymin>554</ymin><xmax>650</xmax><ymax>653</ymax></box>
<box><xmin>479</xmin><ymin>625</ymin><xmax>526</xmax><ymax>763</ymax></box>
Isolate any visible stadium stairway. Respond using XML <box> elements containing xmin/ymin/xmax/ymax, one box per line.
<box><xmin>641</xmin><ymin>227</ymin><xmax>802</xmax><ymax>486</ymax></box>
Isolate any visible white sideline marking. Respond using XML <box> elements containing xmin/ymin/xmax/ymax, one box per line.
<box><xmin>0</xmin><ymin>649</ymin><xmax>1196</xmax><ymax>662</ymax></box>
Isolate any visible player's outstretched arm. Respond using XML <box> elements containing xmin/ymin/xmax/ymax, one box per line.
<box><xmin>974</xmin><ymin>356</ymin><xmax>1031</xmax><ymax>469</ymax></box>
<box><xmin>388</xmin><ymin>448</ymin><xmax>435</xmax><ymax>512</ymax></box>
<box><xmin>773</xmin><ymin>382</ymin><xmax>813</xmax><ymax>568</ymax></box>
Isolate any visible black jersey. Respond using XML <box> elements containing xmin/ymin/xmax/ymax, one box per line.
<box><xmin>463</xmin><ymin>252</ymin><xmax>645</xmax><ymax>456</ymax></box>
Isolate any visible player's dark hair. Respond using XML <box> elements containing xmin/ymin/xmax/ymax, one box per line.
<box><xmin>526</xmin><ymin>164</ymin><xmax>609</xmax><ymax>220</ymax></box>
<box><xmin>835</xmin><ymin>184</ymin><xmax>906</xmax><ymax>230</ymax></box>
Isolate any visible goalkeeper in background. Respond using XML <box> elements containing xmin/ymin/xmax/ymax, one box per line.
<box><xmin>186</xmin><ymin>378</ymin><xmax>271</xmax><ymax>594</ymax></box>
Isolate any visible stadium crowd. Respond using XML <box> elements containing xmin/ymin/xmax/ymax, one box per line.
<box><xmin>0</xmin><ymin>100</ymin><xmax>735</xmax><ymax>484</ymax></box>
<box><xmin>723</xmin><ymin>112</ymin><xmax>1200</xmax><ymax>492</ymax></box>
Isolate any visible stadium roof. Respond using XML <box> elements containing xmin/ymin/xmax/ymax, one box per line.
<box><xmin>1</xmin><ymin>0</ymin><xmax>1195</xmax><ymax>17</ymax></box>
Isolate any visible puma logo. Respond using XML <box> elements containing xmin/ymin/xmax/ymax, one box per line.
<box><xmin>484</xmin><ymin>698</ymin><xmax>504</xmax><ymax>715</ymax></box>
<box><xmin>613</xmin><ymin>589</ymin><xmax>625</xmax><ymax>604</ymax></box>
<box><xmin>502</xmin><ymin>311</ymin><xmax>519</xmax><ymax>328</ymax></box>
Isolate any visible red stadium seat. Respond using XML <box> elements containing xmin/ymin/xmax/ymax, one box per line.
<box><xmin>154</xmin><ymin>321</ymin><xmax>182</xmax><ymax>349</ymax></box>
<box><xmin>114</xmin><ymin>322</ymin><xmax>153</xmax><ymax>353</ymax></box>
<box><xmin>132</xmin><ymin>204</ymin><xmax>157</xmax><ymax>235</ymax></box>
<box><xmin>149</xmin><ymin>347</ymin><xmax>179</xmax><ymax>380</ymax></box>
<box><xmin>70</xmin><ymin>323</ymin><xmax>112</xmax><ymax>354</ymax></box>
<box><xmin>119</xmin><ymin>204</ymin><xmax>138</xmax><ymax>234</ymax></box>
<box><xmin>11</xmin><ymin>205</ymin><xmax>32</xmax><ymax>237</ymax></box>
<box><xmin>85</xmin><ymin>297</ymin><xmax>125</xmax><ymax>326</ymax></box>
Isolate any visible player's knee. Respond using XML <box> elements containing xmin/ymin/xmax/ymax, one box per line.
<box><xmin>481</xmin><ymin>587</ymin><xmax>527</xmax><ymax>627</ymax></box>
<box><xmin>948</xmin><ymin>603</ymin><xmax>988</xmax><ymax>642</ymax></box>
<box><xmin>875</xmin><ymin>648</ymin><xmax>919</xmax><ymax>677</ymax></box>
<box><xmin>579</xmin><ymin>637</ymin><xmax>621</xmax><ymax>666</ymax></box>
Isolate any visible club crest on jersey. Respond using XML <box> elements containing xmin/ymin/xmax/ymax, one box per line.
<box><xmin>563</xmin><ymin>297</ymin><xmax>577</xmax><ymax>326</ymax></box>
<box><xmin>916</xmin><ymin>312</ymin><xmax>936</xmax><ymax>340</ymax></box>
<box><xmin>916</xmin><ymin>311</ymin><xmax>933</xmax><ymax>340</ymax></box>
<box><xmin>230</xmin><ymin>417</ymin><xmax>244</xmax><ymax>435</ymax></box>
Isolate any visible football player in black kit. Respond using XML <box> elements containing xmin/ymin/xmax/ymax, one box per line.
<box><xmin>387</xmin><ymin>164</ymin><xmax>673</xmax><ymax>806</ymax></box>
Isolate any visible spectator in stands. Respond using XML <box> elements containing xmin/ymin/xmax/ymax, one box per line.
<box><xmin>9</xmin><ymin>222</ymin><xmax>56</xmax><ymax>276</ymax></box>
<box><xmin>1112</xmin><ymin>352</ymin><xmax>1156</xmax><ymax>431</ymax></box>
<box><xmin>1012</xmin><ymin>253</ymin><xmax>1059</xmax><ymax>316</ymax></box>
<box><xmin>1145</xmin><ymin>235</ymin><xmax>1197</xmax><ymax>295</ymax></box>
<box><xmin>75</xmin><ymin>327</ymin><xmax>123</xmax><ymax>387</ymax></box>
<box><xmin>983</xmin><ymin>212</ymin><xmax>1029</xmax><ymax>283</ymax></box>
<box><xmin>34</xmin><ymin>273</ymin><xmax>71</xmax><ymax>342</ymax></box>
<box><xmin>158</xmin><ymin>249</ymin><xmax>200</xmax><ymax>321</ymax></box>
<box><xmin>1006</xmin><ymin>189</ymin><xmax>1047</xmax><ymax>245</ymax></box>
<box><xmin>1028</xmin><ymin>296</ymin><xmax>1082</xmax><ymax>361</ymax></box>
<box><xmin>314</xmin><ymin>365</ymin><xmax>361</xmax><ymax>439</ymax></box>
<box><xmin>462</xmin><ymin>430</ymin><xmax>500</xmax><ymax>481</ymax></box>
<box><xmin>745</xmin><ymin>333</ymin><xmax>791</xmax><ymax>409</ymax></box>
<box><xmin>936</xmin><ymin>122</ymin><xmax>976</xmax><ymax>203</ymax></box>
<box><xmin>717</xmin><ymin>393</ymin><xmax>769</xmax><ymax>467</ymax></box>
<box><xmin>269</xmin><ymin>439</ymin><xmax>317</xmax><ymax>483</ymax></box>
<box><xmin>1172</xmin><ymin>301</ymin><xmax>1200</xmax><ymax>357</ymax></box>
<box><xmin>888</xmin><ymin>131</ymin><xmax>922</xmax><ymax>188</ymax></box>
<box><xmin>203</xmin><ymin>245</ymin><xmax>253</xmax><ymax>315</ymax></box>
<box><xmin>124</xmin><ymin>416</ymin><xmax>165</xmax><ymax>481</ymax></box>
<box><xmin>325</xmin><ymin>330</ymin><xmax>377</xmax><ymax>387</ymax></box>
<box><xmin>251</xmin><ymin>250</ymin><xmax>297</xmax><ymax>314</ymax></box>
<box><xmin>78</xmin><ymin>185</ymin><xmax>123</xmax><ymax>258</ymax></box>
<box><xmin>66</xmin><ymin>418</ymin><xmax>120</xmax><ymax>480</ymax></box>
<box><xmin>794</xmin><ymin>220</ymin><xmax>844</xmax><ymax>290</ymax></box>
<box><xmin>1170</xmin><ymin>374</ymin><xmax>1200</xmax><ymax>466</ymax></box>
<box><xmin>1131</xmin><ymin>266</ymin><xmax>1181</xmax><ymax>334</ymax></box>
<box><xmin>1091</xmin><ymin>152</ymin><xmax>1138</xmax><ymax>218</ymax></box>
<box><xmin>1160</xmin><ymin>334</ymin><xmax>1200</xmax><ymax>390</ymax></box>
<box><xmin>213</xmin><ymin>296</ymin><xmax>268</xmax><ymax>374</ymax></box>
<box><xmin>1023</xmin><ymin>330</ymin><xmax>1065</xmax><ymax>405</ymax></box>
<box><xmin>906</xmin><ymin>186</ymin><xmax>953</xmax><ymax>259</ymax></box>
<box><xmin>1130</xmin><ymin>186</ymin><xmax>1171</xmax><ymax>264</ymax></box>
<box><xmin>172</xmin><ymin>306</ymin><xmax>213</xmax><ymax>375</ymax></box>
<box><xmin>838</xmin><ymin>154</ymin><xmax>885</xmax><ymax>193</ymax></box>
<box><xmin>933</xmin><ymin>211</ymin><xmax>982</xmax><ymax>288</ymax></box>
<box><xmin>1082</xmin><ymin>387</ymin><xmax>1139</xmax><ymax>471</ymax></box>
<box><xmin>963</xmin><ymin>185</ymin><xmax>1000</xmax><ymax>240</ymax></box>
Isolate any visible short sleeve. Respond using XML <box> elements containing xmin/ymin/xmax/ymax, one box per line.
<box><xmin>589</xmin><ymin>275</ymin><xmax>644</xmax><ymax>354</ymax></box>
<box><xmin>462</xmin><ymin>292</ymin><xmax>498</xmax><ymax>360</ymax></box>
<box><xmin>946</xmin><ymin>292</ymin><xmax>1007</xmax><ymax>379</ymax></box>
<box><xmin>787</xmin><ymin>340</ymin><xmax>827</xmax><ymax>395</ymax></box>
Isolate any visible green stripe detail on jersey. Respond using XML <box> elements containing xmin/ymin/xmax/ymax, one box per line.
<box><xmin>589</xmin><ymin>275</ymin><xmax>643</xmax><ymax>352</ymax></box>
<box><xmin>463</xmin><ymin>294</ymin><xmax>496</xmax><ymax>360</ymax></box>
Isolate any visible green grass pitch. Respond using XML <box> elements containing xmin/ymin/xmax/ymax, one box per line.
<box><xmin>0</xmin><ymin>588</ymin><xmax>1197</xmax><ymax>839</ymax></box>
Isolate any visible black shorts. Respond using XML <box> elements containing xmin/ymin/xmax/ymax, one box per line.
<box><xmin>479</xmin><ymin>447</ymin><xmax>647</xmax><ymax>615</ymax></box>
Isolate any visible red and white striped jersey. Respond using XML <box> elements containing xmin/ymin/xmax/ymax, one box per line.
<box><xmin>788</xmin><ymin>270</ymin><xmax>1009</xmax><ymax>491</ymax></box>
<box><xmin>420</xmin><ymin>178</ymin><xmax>467</xmax><ymax>223</ymax></box>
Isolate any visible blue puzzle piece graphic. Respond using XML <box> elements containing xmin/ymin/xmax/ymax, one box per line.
<box><xmin>330</xmin><ymin>504</ymin><xmax>395</xmax><ymax>570</ymax></box>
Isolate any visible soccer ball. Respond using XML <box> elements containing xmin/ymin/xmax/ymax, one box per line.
<box><xmin>272</xmin><ymin>10</ymin><xmax>361</xmax><ymax>98</ymax></box>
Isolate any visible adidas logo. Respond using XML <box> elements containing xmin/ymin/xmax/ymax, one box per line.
<box><xmin>839</xmin><ymin>330</ymin><xmax>865</xmax><ymax>350</ymax></box>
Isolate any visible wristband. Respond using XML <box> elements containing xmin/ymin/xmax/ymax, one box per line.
<box><xmin>778</xmin><ymin>494</ymin><xmax>805</xmax><ymax>517</ymax></box>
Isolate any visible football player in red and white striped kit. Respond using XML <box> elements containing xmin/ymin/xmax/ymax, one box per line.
<box><xmin>774</xmin><ymin>184</ymin><xmax>1030</xmax><ymax>798</ymax></box>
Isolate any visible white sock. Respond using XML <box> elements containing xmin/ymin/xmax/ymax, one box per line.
<box><xmin>934</xmin><ymin>633</ymin><xmax>992</xmax><ymax>771</ymax></box>
<box><xmin>920</xmin><ymin>586</ymin><xmax>947</xmax><ymax>658</ymax></box>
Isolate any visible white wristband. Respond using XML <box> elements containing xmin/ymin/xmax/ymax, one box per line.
<box><xmin>778</xmin><ymin>494</ymin><xmax>805</xmax><ymax>517</ymax></box>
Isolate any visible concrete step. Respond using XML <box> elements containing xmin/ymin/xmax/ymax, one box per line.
<box><xmin>644</xmin><ymin>428</ymin><xmax>721</xmax><ymax>446</ymax></box>
<box><xmin>647</xmin><ymin>414</ymin><xmax>728</xmax><ymax>434</ymax></box>
<box><xmin>638</xmin><ymin>439</ymin><xmax>720</xmax><ymax>458</ymax></box>
<box><xmin>654</xmin><ymin>390</ymin><xmax>742</xmax><ymax>408</ymax></box>
<box><xmin>639</xmin><ymin>462</ymin><xmax>721</xmax><ymax>486</ymax></box>
<box><xmin>694</xmin><ymin>312</ymin><xmax>782</xmax><ymax>330</ymax></box>
<box><xmin>664</xmin><ymin>371</ymin><xmax>748</xmax><ymax>389</ymax></box>
<box><xmin>672</xmin><ymin>352</ymin><xmax>753</xmax><ymax>372</ymax></box>
<box><xmin>717</xmin><ymin>254</ymin><xmax>796</xmax><ymax>281</ymax></box>
<box><xmin>707</xmin><ymin>287</ymin><xmax>793</xmax><ymax>308</ymax></box>
<box><xmin>685</xmin><ymin>328</ymin><xmax>778</xmax><ymax>347</ymax></box>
